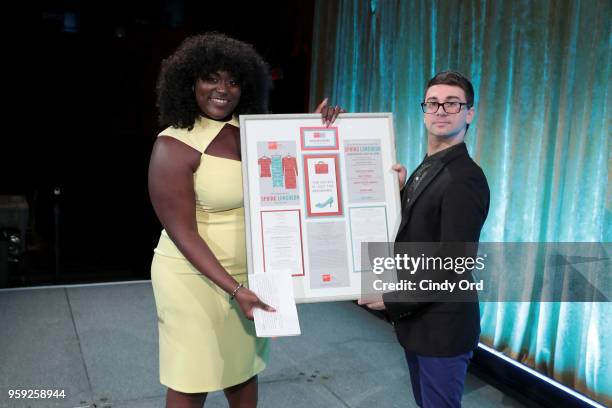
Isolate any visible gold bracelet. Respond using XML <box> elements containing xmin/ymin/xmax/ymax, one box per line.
<box><xmin>230</xmin><ymin>283</ymin><xmax>244</xmax><ymax>300</ymax></box>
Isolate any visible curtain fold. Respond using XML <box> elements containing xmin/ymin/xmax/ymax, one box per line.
<box><xmin>311</xmin><ymin>0</ymin><xmax>611</xmax><ymax>404</ymax></box>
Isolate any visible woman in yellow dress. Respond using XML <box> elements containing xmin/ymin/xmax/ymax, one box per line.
<box><xmin>149</xmin><ymin>33</ymin><xmax>341</xmax><ymax>407</ymax></box>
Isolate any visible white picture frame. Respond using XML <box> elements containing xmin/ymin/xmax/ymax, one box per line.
<box><xmin>240</xmin><ymin>113</ymin><xmax>401</xmax><ymax>303</ymax></box>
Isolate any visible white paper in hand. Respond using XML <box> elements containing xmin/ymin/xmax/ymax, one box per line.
<box><xmin>248</xmin><ymin>272</ymin><xmax>301</xmax><ymax>337</ymax></box>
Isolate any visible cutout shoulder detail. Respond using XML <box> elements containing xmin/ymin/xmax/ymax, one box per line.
<box><xmin>203</xmin><ymin>124</ymin><xmax>241</xmax><ymax>162</ymax></box>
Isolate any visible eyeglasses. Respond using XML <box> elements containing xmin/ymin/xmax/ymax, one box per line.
<box><xmin>421</xmin><ymin>101</ymin><xmax>471</xmax><ymax>114</ymax></box>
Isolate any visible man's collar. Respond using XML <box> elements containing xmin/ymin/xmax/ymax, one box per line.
<box><xmin>424</xmin><ymin>142</ymin><xmax>467</xmax><ymax>163</ymax></box>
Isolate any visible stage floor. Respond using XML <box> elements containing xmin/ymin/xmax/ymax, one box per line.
<box><xmin>0</xmin><ymin>281</ymin><xmax>528</xmax><ymax>408</ymax></box>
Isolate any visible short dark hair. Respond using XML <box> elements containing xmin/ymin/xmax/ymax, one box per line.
<box><xmin>425</xmin><ymin>71</ymin><xmax>474</xmax><ymax>107</ymax></box>
<box><xmin>156</xmin><ymin>32</ymin><xmax>272</xmax><ymax>129</ymax></box>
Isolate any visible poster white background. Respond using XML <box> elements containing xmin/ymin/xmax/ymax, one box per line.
<box><xmin>241</xmin><ymin>113</ymin><xmax>401</xmax><ymax>303</ymax></box>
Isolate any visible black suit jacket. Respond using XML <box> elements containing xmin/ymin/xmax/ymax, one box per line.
<box><xmin>383</xmin><ymin>143</ymin><xmax>490</xmax><ymax>357</ymax></box>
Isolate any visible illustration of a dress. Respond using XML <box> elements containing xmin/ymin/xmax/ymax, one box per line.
<box><xmin>271</xmin><ymin>155</ymin><xmax>283</xmax><ymax>188</ymax></box>
<box><xmin>257</xmin><ymin>156</ymin><xmax>271</xmax><ymax>177</ymax></box>
<box><xmin>282</xmin><ymin>155</ymin><xmax>298</xmax><ymax>189</ymax></box>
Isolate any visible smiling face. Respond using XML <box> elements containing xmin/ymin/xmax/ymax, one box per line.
<box><xmin>194</xmin><ymin>70</ymin><xmax>241</xmax><ymax>121</ymax></box>
<box><xmin>423</xmin><ymin>84</ymin><xmax>474</xmax><ymax>141</ymax></box>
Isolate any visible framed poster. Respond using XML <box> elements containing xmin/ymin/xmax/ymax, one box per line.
<box><xmin>240</xmin><ymin>113</ymin><xmax>401</xmax><ymax>303</ymax></box>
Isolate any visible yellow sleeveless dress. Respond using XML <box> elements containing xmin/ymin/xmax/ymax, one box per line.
<box><xmin>150</xmin><ymin>115</ymin><xmax>269</xmax><ymax>393</ymax></box>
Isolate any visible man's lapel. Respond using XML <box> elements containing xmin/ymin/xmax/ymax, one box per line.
<box><xmin>395</xmin><ymin>144</ymin><xmax>468</xmax><ymax>238</ymax></box>
<box><xmin>396</xmin><ymin>163</ymin><xmax>445</xmax><ymax>234</ymax></box>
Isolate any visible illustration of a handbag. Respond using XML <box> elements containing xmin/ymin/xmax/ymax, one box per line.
<box><xmin>314</xmin><ymin>161</ymin><xmax>329</xmax><ymax>174</ymax></box>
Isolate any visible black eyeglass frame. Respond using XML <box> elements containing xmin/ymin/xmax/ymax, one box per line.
<box><xmin>420</xmin><ymin>101</ymin><xmax>472</xmax><ymax>114</ymax></box>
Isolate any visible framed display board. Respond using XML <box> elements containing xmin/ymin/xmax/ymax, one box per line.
<box><xmin>240</xmin><ymin>113</ymin><xmax>401</xmax><ymax>303</ymax></box>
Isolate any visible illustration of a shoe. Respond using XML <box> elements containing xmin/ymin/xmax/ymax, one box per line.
<box><xmin>315</xmin><ymin>197</ymin><xmax>334</xmax><ymax>208</ymax></box>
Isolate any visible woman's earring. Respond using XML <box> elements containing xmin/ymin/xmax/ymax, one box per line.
<box><xmin>191</xmin><ymin>85</ymin><xmax>195</xmax><ymax>93</ymax></box>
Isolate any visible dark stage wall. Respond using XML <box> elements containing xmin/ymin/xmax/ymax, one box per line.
<box><xmin>5</xmin><ymin>1</ymin><xmax>315</xmax><ymax>285</ymax></box>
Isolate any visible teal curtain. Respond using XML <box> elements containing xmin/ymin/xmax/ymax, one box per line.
<box><xmin>310</xmin><ymin>0</ymin><xmax>611</xmax><ymax>404</ymax></box>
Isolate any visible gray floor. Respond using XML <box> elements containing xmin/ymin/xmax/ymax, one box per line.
<box><xmin>0</xmin><ymin>281</ymin><xmax>527</xmax><ymax>408</ymax></box>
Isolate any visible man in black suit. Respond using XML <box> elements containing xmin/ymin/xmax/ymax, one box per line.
<box><xmin>360</xmin><ymin>71</ymin><xmax>489</xmax><ymax>407</ymax></box>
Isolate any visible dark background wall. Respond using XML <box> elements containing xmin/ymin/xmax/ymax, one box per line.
<box><xmin>2</xmin><ymin>1</ymin><xmax>314</xmax><ymax>286</ymax></box>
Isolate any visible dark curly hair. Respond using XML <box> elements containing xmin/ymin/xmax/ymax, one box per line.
<box><xmin>156</xmin><ymin>32</ymin><xmax>272</xmax><ymax>129</ymax></box>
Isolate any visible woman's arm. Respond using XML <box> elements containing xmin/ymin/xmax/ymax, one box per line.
<box><xmin>148</xmin><ymin>136</ymin><xmax>274</xmax><ymax>319</ymax></box>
